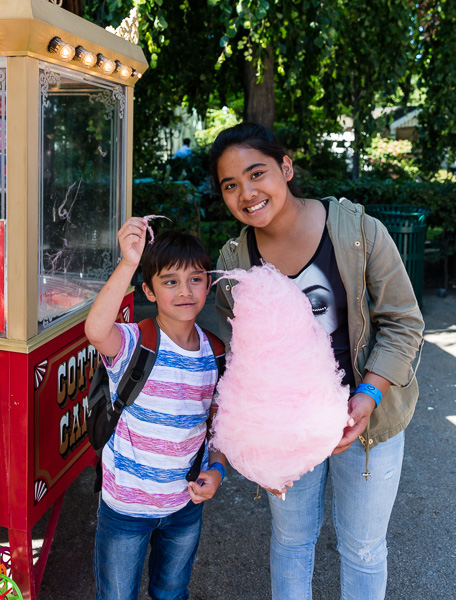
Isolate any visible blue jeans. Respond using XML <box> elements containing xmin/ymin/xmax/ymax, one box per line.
<box><xmin>268</xmin><ymin>432</ymin><xmax>405</xmax><ymax>600</ymax></box>
<box><xmin>94</xmin><ymin>499</ymin><xmax>203</xmax><ymax>600</ymax></box>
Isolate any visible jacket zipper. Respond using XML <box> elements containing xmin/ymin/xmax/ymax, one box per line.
<box><xmin>353</xmin><ymin>205</ymin><xmax>367</xmax><ymax>381</ymax></box>
<box><xmin>354</xmin><ymin>205</ymin><xmax>372</xmax><ymax>477</ymax></box>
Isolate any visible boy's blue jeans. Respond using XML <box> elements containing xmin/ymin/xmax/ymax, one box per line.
<box><xmin>94</xmin><ymin>498</ymin><xmax>203</xmax><ymax>600</ymax></box>
<box><xmin>268</xmin><ymin>432</ymin><xmax>405</xmax><ymax>600</ymax></box>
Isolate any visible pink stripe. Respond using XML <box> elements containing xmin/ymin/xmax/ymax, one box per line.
<box><xmin>142</xmin><ymin>380</ymin><xmax>214</xmax><ymax>402</ymax></box>
<box><xmin>103</xmin><ymin>469</ymin><xmax>190</xmax><ymax>508</ymax></box>
<box><xmin>116</xmin><ymin>421</ymin><xmax>205</xmax><ymax>456</ymax></box>
<box><xmin>103</xmin><ymin>323</ymin><xmax>139</xmax><ymax>369</ymax></box>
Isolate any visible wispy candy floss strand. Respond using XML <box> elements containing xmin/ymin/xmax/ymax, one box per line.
<box><xmin>143</xmin><ymin>215</ymin><xmax>172</xmax><ymax>244</ymax></box>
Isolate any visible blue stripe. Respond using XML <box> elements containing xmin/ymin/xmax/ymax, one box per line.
<box><xmin>156</xmin><ymin>350</ymin><xmax>217</xmax><ymax>373</ymax></box>
<box><xmin>109</xmin><ymin>333</ymin><xmax>138</xmax><ymax>386</ymax></box>
<box><xmin>113</xmin><ymin>452</ymin><xmax>189</xmax><ymax>482</ymax></box>
<box><xmin>126</xmin><ymin>403</ymin><xmax>209</xmax><ymax>428</ymax></box>
<box><xmin>108</xmin><ymin>330</ymin><xmax>138</xmax><ymax>403</ymax></box>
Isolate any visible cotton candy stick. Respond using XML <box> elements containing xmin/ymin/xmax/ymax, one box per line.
<box><xmin>210</xmin><ymin>262</ymin><xmax>350</xmax><ymax>490</ymax></box>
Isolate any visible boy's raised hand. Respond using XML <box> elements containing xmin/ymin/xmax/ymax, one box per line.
<box><xmin>118</xmin><ymin>217</ymin><xmax>148</xmax><ymax>268</ymax></box>
<box><xmin>85</xmin><ymin>217</ymin><xmax>148</xmax><ymax>359</ymax></box>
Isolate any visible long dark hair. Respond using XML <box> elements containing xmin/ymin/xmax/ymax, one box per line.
<box><xmin>209</xmin><ymin>122</ymin><xmax>301</xmax><ymax>197</ymax></box>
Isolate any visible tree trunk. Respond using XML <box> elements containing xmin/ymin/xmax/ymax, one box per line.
<box><xmin>243</xmin><ymin>46</ymin><xmax>275</xmax><ymax>129</ymax></box>
<box><xmin>62</xmin><ymin>0</ymin><xmax>85</xmax><ymax>16</ymax></box>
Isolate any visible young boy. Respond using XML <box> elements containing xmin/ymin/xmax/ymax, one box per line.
<box><xmin>85</xmin><ymin>217</ymin><xmax>226</xmax><ymax>600</ymax></box>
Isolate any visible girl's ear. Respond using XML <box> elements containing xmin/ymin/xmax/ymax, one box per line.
<box><xmin>142</xmin><ymin>282</ymin><xmax>156</xmax><ymax>303</ymax></box>
<box><xmin>282</xmin><ymin>155</ymin><xmax>294</xmax><ymax>182</ymax></box>
<box><xmin>206</xmin><ymin>274</ymin><xmax>212</xmax><ymax>294</ymax></box>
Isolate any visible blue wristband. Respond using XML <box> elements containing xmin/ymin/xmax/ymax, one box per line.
<box><xmin>207</xmin><ymin>462</ymin><xmax>225</xmax><ymax>483</ymax></box>
<box><xmin>355</xmin><ymin>383</ymin><xmax>383</xmax><ymax>407</ymax></box>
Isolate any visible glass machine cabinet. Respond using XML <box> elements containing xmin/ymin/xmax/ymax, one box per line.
<box><xmin>0</xmin><ymin>2</ymin><xmax>147</xmax><ymax>598</ymax></box>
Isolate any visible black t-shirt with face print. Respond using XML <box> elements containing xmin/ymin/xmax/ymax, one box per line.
<box><xmin>247</xmin><ymin>200</ymin><xmax>355</xmax><ymax>388</ymax></box>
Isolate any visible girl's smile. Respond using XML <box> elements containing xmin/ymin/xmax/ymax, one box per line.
<box><xmin>245</xmin><ymin>199</ymin><xmax>268</xmax><ymax>213</ymax></box>
<box><xmin>216</xmin><ymin>146</ymin><xmax>294</xmax><ymax>228</ymax></box>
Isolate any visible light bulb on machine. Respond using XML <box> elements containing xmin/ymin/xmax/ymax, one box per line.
<box><xmin>74</xmin><ymin>46</ymin><xmax>97</xmax><ymax>69</ymax></box>
<box><xmin>48</xmin><ymin>37</ymin><xmax>75</xmax><ymax>62</ymax></box>
<box><xmin>96</xmin><ymin>54</ymin><xmax>116</xmax><ymax>75</ymax></box>
<box><xmin>115</xmin><ymin>61</ymin><xmax>132</xmax><ymax>79</ymax></box>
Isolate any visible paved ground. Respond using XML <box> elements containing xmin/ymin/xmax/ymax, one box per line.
<box><xmin>5</xmin><ymin>285</ymin><xmax>455</xmax><ymax>599</ymax></box>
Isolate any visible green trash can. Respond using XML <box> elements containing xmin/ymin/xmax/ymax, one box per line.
<box><xmin>364</xmin><ymin>205</ymin><xmax>431</xmax><ymax>307</ymax></box>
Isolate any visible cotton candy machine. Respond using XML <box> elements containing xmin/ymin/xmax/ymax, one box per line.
<box><xmin>0</xmin><ymin>2</ymin><xmax>147</xmax><ymax>597</ymax></box>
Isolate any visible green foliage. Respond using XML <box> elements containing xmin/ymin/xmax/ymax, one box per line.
<box><xmin>133</xmin><ymin>167</ymin><xmax>202</xmax><ymax>237</ymax></box>
<box><xmin>81</xmin><ymin>1</ymin><xmax>456</xmax><ymax>196</ymax></box>
<box><xmin>364</xmin><ymin>135</ymin><xmax>419</xmax><ymax>180</ymax></box>
<box><xmin>293</xmin><ymin>139</ymin><xmax>350</xmax><ymax>181</ymax></box>
<box><xmin>70</xmin><ymin>1</ymin><xmax>456</xmax><ymax>289</ymax></box>
<box><xmin>417</xmin><ymin>1</ymin><xmax>456</xmax><ymax>176</ymax></box>
<box><xmin>318</xmin><ymin>0</ymin><xmax>414</xmax><ymax>178</ymax></box>
<box><xmin>85</xmin><ymin>0</ymin><xmax>228</xmax><ymax>166</ymax></box>
<box><xmin>133</xmin><ymin>166</ymin><xmax>456</xmax><ymax>285</ymax></box>
<box><xmin>194</xmin><ymin>107</ymin><xmax>241</xmax><ymax>149</ymax></box>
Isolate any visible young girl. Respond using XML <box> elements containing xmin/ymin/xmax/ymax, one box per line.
<box><xmin>209</xmin><ymin>122</ymin><xmax>424</xmax><ymax>600</ymax></box>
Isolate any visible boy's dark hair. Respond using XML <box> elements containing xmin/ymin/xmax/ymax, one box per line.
<box><xmin>209</xmin><ymin>122</ymin><xmax>301</xmax><ymax>197</ymax></box>
<box><xmin>183</xmin><ymin>138</ymin><xmax>191</xmax><ymax>146</ymax></box>
<box><xmin>141</xmin><ymin>230</ymin><xmax>211</xmax><ymax>290</ymax></box>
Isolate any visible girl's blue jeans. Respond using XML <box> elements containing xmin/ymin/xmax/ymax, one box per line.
<box><xmin>94</xmin><ymin>498</ymin><xmax>203</xmax><ymax>600</ymax></box>
<box><xmin>268</xmin><ymin>431</ymin><xmax>405</xmax><ymax>600</ymax></box>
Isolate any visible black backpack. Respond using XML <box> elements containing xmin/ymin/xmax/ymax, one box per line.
<box><xmin>87</xmin><ymin>316</ymin><xmax>225</xmax><ymax>492</ymax></box>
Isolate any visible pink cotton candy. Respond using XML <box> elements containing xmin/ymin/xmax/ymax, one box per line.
<box><xmin>143</xmin><ymin>215</ymin><xmax>172</xmax><ymax>244</ymax></box>
<box><xmin>210</xmin><ymin>263</ymin><xmax>350</xmax><ymax>490</ymax></box>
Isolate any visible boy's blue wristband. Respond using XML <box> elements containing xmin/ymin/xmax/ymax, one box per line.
<box><xmin>207</xmin><ymin>462</ymin><xmax>225</xmax><ymax>483</ymax></box>
<box><xmin>355</xmin><ymin>383</ymin><xmax>383</xmax><ymax>407</ymax></box>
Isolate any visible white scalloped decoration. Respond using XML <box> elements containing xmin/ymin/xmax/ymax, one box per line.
<box><xmin>34</xmin><ymin>479</ymin><xmax>48</xmax><ymax>504</ymax></box>
<box><xmin>122</xmin><ymin>306</ymin><xmax>130</xmax><ymax>323</ymax></box>
<box><xmin>34</xmin><ymin>360</ymin><xmax>48</xmax><ymax>389</ymax></box>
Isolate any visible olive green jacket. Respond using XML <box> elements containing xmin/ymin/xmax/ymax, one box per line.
<box><xmin>215</xmin><ymin>196</ymin><xmax>425</xmax><ymax>448</ymax></box>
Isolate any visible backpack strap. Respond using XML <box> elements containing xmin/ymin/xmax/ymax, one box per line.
<box><xmin>138</xmin><ymin>316</ymin><xmax>161</xmax><ymax>351</ymax></box>
<box><xmin>202</xmin><ymin>328</ymin><xmax>226</xmax><ymax>381</ymax></box>
<box><xmin>112</xmin><ymin>317</ymin><xmax>160</xmax><ymax>413</ymax></box>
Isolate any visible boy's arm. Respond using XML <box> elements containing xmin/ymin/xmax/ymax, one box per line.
<box><xmin>85</xmin><ymin>217</ymin><xmax>147</xmax><ymax>358</ymax></box>
<box><xmin>188</xmin><ymin>407</ymin><xmax>227</xmax><ymax>504</ymax></box>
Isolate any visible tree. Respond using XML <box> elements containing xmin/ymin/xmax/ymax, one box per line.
<box><xmin>318</xmin><ymin>0</ymin><xmax>414</xmax><ymax>179</ymax></box>
<box><xmin>212</xmin><ymin>0</ymin><xmax>338</xmax><ymax>138</ymax></box>
<box><xmin>84</xmin><ymin>1</ymin><xmax>229</xmax><ymax>172</ymax></box>
<box><xmin>83</xmin><ymin>1</ymin><xmax>339</xmax><ymax>159</ymax></box>
<box><xmin>80</xmin><ymin>0</ymin><xmax>456</xmax><ymax>182</ymax></box>
<box><xmin>416</xmin><ymin>0</ymin><xmax>456</xmax><ymax>176</ymax></box>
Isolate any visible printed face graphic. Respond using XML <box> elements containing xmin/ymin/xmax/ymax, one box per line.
<box><xmin>294</xmin><ymin>264</ymin><xmax>337</xmax><ymax>335</ymax></box>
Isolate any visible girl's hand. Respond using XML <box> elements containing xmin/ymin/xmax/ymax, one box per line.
<box><xmin>265</xmin><ymin>481</ymin><xmax>294</xmax><ymax>500</ymax></box>
<box><xmin>117</xmin><ymin>217</ymin><xmax>147</xmax><ymax>268</ymax></box>
<box><xmin>332</xmin><ymin>393</ymin><xmax>376</xmax><ymax>454</ymax></box>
